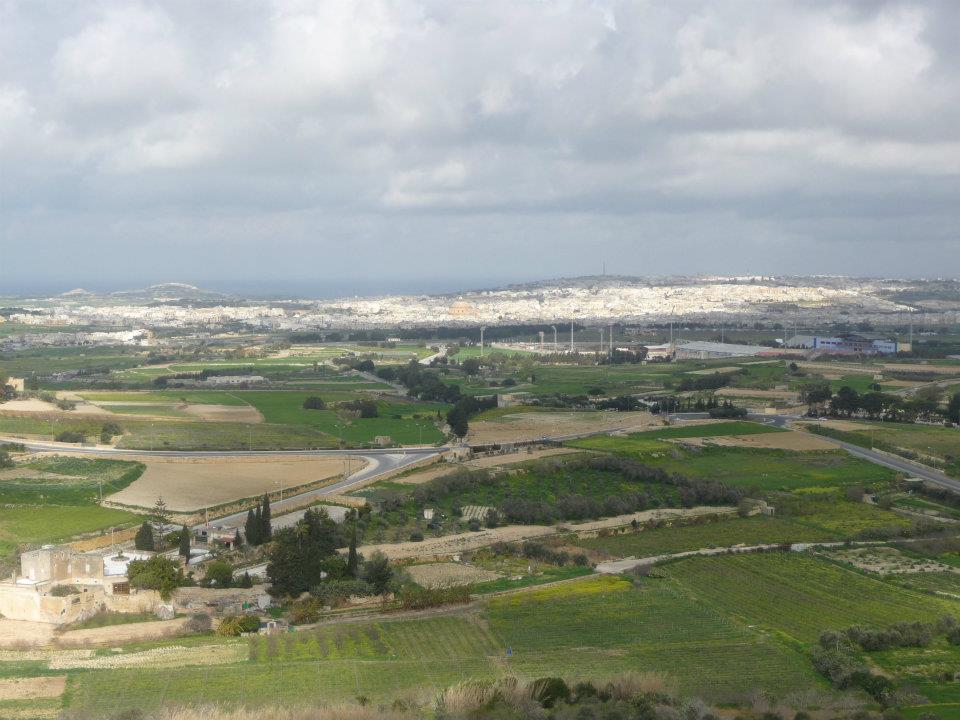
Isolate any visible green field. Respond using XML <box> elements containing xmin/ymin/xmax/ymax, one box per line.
<box><xmin>0</xmin><ymin>456</ymin><xmax>144</xmax><ymax>505</ymax></box>
<box><xmin>77</xmin><ymin>390</ymin><xmax>250</xmax><ymax>405</ymax></box>
<box><xmin>0</xmin><ymin>505</ymin><xmax>139</xmax><ymax>564</ymax></box>
<box><xmin>239</xmin><ymin>391</ymin><xmax>446</xmax><ymax>445</ymax></box>
<box><xmin>63</xmin><ymin>575</ymin><xmax>820</xmax><ymax>714</ymax></box>
<box><xmin>575</xmin><ymin>515</ymin><xmax>841</xmax><ymax>558</ymax></box>
<box><xmin>664</xmin><ymin>553</ymin><xmax>960</xmax><ymax>644</ymax></box>
<box><xmin>570</xmin><ymin>424</ymin><xmax>896</xmax><ymax>490</ymax></box>
<box><xmin>806</xmin><ymin>421</ymin><xmax>960</xmax><ymax>475</ymax></box>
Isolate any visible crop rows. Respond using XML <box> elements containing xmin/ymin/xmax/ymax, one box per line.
<box><xmin>666</xmin><ymin>553</ymin><xmax>960</xmax><ymax>643</ymax></box>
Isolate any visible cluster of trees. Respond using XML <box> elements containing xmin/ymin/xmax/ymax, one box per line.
<box><xmin>676</xmin><ymin>373</ymin><xmax>733</xmax><ymax>392</ymax></box>
<box><xmin>804</xmin><ymin>383</ymin><xmax>960</xmax><ymax>425</ymax></box>
<box><xmin>265</xmin><ymin>507</ymin><xmax>394</xmax><ymax>602</ymax></box>
<box><xmin>707</xmin><ymin>401</ymin><xmax>748</xmax><ymax>418</ymax></box>
<box><xmin>244</xmin><ymin>494</ymin><xmax>272</xmax><ymax>546</ymax></box>
<box><xmin>814</xmin><ymin>616</ymin><xmax>960</xmax><ymax>703</ymax></box>
<box><xmin>376</xmin><ymin>361</ymin><xmax>462</xmax><ymax>403</ymax></box>
<box><xmin>445</xmin><ymin>394</ymin><xmax>497</xmax><ymax>437</ymax></box>
<box><xmin>409</xmin><ymin>457</ymin><xmax>744</xmax><ymax>527</ymax></box>
<box><xmin>339</xmin><ymin>398</ymin><xmax>379</xmax><ymax>418</ymax></box>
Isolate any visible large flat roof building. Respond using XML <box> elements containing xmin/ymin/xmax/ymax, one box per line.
<box><xmin>674</xmin><ymin>341</ymin><xmax>769</xmax><ymax>360</ymax></box>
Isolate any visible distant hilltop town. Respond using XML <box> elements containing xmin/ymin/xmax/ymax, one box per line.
<box><xmin>1</xmin><ymin>276</ymin><xmax>958</xmax><ymax>338</ymax></box>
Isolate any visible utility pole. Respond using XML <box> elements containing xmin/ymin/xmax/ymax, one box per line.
<box><xmin>550</xmin><ymin>325</ymin><xmax>557</xmax><ymax>352</ymax></box>
<box><xmin>570</xmin><ymin>322</ymin><xmax>574</xmax><ymax>352</ymax></box>
<box><xmin>479</xmin><ymin>326</ymin><xmax>487</xmax><ymax>357</ymax></box>
<box><xmin>599</xmin><ymin>326</ymin><xmax>604</xmax><ymax>354</ymax></box>
<box><xmin>609</xmin><ymin>324</ymin><xmax>614</xmax><ymax>356</ymax></box>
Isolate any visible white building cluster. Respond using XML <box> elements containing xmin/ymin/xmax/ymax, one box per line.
<box><xmin>2</xmin><ymin>278</ymin><xmax>935</xmax><ymax>332</ymax></box>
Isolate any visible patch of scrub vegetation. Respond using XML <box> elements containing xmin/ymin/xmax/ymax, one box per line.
<box><xmin>357</xmin><ymin>455</ymin><xmax>743</xmax><ymax>540</ymax></box>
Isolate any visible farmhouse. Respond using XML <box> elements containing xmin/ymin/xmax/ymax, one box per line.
<box><xmin>0</xmin><ymin>546</ymin><xmax>157</xmax><ymax>623</ymax></box>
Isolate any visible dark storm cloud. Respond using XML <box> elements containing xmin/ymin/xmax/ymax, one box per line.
<box><xmin>0</xmin><ymin>0</ymin><xmax>958</xmax><ymax>294</ymax></box>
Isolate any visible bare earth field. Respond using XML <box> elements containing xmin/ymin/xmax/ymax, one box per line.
<box><xmin>182</xmin><ymin>403</ymin><xmax>263</xmax><ymax>423</ymax></box>
<box><xmin>467</xmin><ymin>411</ymin><xmax>660</xmax><ymax>445</ymax></box>
<box><xmin>107</xmin><ymin>455</ymin><xmax>354</xmax><ymax>510</ymax></box>
<box><xmin>405</xmin><ymin>562</ymin><xmax>503</xmax><ymax>588</ymax></box>
<box><xmin>679</xmin><ymin>431</ymin><xmax>835</xmax><ymax>451</ymax></box>
<box><xmin>0</xmin><ymin>620</ymin><xmax>55</xmax><ymax>649</ymax></box>
<box><xmin>54</xmin><ymin>617</ymin><xmax>195</xmax><ymax>648</ymax></box>
<box><xmin>394</xmin><ymin>447</ymin><xmax>582</xmax><ymax>485</ymax></box>
<box><xmin>0</xmin><ymin>675</ymin><xmax>65</xmax><ymax>700</ymax></box>
<box><xmin>359</xmin><ymin>505</ymin><xmax>732</xmax><ymax>560</ymax></box>
<box><xmin>0</xmin><ymin>399</ymin><xmax>62</xmax><ymax>413</ymax></box>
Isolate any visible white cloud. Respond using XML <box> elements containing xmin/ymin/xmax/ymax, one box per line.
<box><xmin>1</xmin><ymin>0</ymin><xmax>958</xmax><ymax>286</ymax></box>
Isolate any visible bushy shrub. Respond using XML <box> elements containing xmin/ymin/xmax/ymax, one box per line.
<box><xmin>54</xmin><ymin>430</ymin><xmax>85</xmax><ymax>443</ymax></box>
<box><xmin>397</xmin><ymin>584</ymin><xmax>471</xmax><ymax>610</ymax></box>
<box><xmin>185</xmin><ymin>613</ymin><xmax>212</xmax><ymax>633</ymax></box>
<box><xmin>216</xmin><ymin>614</ymin><xmax>261</xmax><ymax>636</ymax></box>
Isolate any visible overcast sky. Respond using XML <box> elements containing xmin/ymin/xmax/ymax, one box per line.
<box><xmin>1</xmin><ymin>0</ymin><xmax>958</xmax><ymax>296</ymax></box>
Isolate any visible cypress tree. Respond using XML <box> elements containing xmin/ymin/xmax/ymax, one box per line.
<box><xmin>245</xmin><ymin>508</ymin><xmax>260</xmax><ymax>546</ymax></box>
<box><xmin>346</xmin><ymin>521</ymin><xmax>359</xmax><ymax>578</ymax></box>
<box><xmin>134</xmin><ymin>521</ymin><xmax>154</xmax><ymax>551</ymax></box>
<box><xmin>260</xmin><ymin>493</ymin><xmax>272</xmax><ymax>541</ymax></box>
<box><xmin>179</xmin><ymin>524</ymin><xmax>191</xmax><ymax>561</ymax></box>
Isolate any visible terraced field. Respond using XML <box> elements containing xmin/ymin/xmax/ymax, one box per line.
<box><xmin>665</xmin><ymin>553</ymin><xmax>960</xmax><ymax>643</ymax></box>
<box><xmin>63</xmin><ymin>573</ymin><xmax>824</xmax><ymax>715</ymax></box>
<box><xmin>575</xmin><ymin>516</ymin><xmax>841</xmax><ymax>558</ymax></box>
